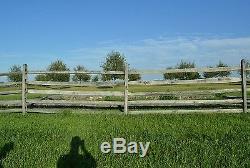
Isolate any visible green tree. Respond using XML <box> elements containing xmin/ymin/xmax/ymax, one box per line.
<box><xmin>101</xmin><ymin>51</ymin><xmax>126</xmax><ymax>81</ymax></box>
<box><xmin>35</xmin><ymin>74</ymin><xmax>48</xmax><ymax>81</ymax></box>
<box><xmin>203</xmin><ymin>61</ymin><xmax>231</xmax><ymax>78</ymax></box>
<box><xmin>8</xmin><ymin>65</ymin><xmax>22</xmax><ymax>82</ymax></box>
<box><xmin>216</xmin><ymin>61</ymin><xmax>231</xmax><ymax>77</ymax></box>
<box><xmin>163</xmin><ymin>67</ymin><xmax>178</xmax><ymax>80</ymax></box>
<box><xmin>101</xmin><ymin>51</ymin><xmax>141</xmax><ymax>81</ymax></box>
<box><xmin>46</xmin><ymin>60</ymin><xmax>70</xmax><ymax>82</ymax></box>
<box><xmin>72</xmin><ymin>65</ymin><xmax>90</xmax><ymax>83</ymax></box>
<box><xmin>91</xmin><ymin>75</ymin><xmax>99</xmax><ymax>82</ymax></box>
<box><xmin>203</xmin><ymin>66</ymin><xmax>216</xmax><ymax>78</ymax></box>
<box><xmin>128</xmin><ymin>69</ymin><xmax>141</xmax><ymax>81</ymax></box>
<box><xmin>163</xmin><ymin>60</ymin><xmax>200</xmax><ymax>80</ymax></box>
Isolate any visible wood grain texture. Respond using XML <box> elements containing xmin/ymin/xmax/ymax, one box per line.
<box><xmin>28</xmin><ymin>89</ymin><xmax>123</xmax><ymax>96</ymax></box>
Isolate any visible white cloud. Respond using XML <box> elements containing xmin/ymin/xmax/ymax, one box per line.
<box><xmin>68</xmin><ymin>36</ymin><xmax>250</xmax><ymax>70</ymax></box>
<box><xmin>1</xmin><ymin>36</ymin><xmax>250</xmax><ymax>73</ymax></box>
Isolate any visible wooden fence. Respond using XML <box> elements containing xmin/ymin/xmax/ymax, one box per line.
<box><xmin>0</xmin><ymin>59</ymin><xmax>249</xmax><ymax>114</ymax></box>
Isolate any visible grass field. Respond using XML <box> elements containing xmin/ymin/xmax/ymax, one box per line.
<box><xmin>0</xmin><ymin>112</ymin><xmax>249</xmax><ymax>167</ymax></box>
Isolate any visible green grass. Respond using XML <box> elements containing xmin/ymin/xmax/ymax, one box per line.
<box><xmin>0</xmin><ymin>94</ymin><xmax>45</xmax><ymax>101</ymax></box>
<box><xmin>0</xmin><ymin>86</ymin><xmax>21</xmax><ymax>92</ymax></box>
<box><xmin>0</xmin><ymin>112</ymin><xmax>249</xmax><ymax>167</ymax></box>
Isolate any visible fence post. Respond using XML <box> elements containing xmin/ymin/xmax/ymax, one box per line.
<box><xmin>124</xmin><ymin>63</ymin><xmax>128</xmax><ymax>114</ymax></box>
<box><xmin>241</xmin><ymin>59</ymin><xmax>247</xmax><ymax>113</ymax></box>
<box><xmin>22</xmin><ymin>64</ymin><xmax>27</xmax><ymax>114</ymax></box>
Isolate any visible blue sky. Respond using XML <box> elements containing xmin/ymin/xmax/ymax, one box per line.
<box><xmin>1</xmin><ymin>0</ymin><xmax>250</xmax><ymax>76</ymax></box>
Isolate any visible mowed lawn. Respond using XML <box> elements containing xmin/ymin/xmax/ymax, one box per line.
<box><xmin>0</xmin><ymin>112</ymin><xmax>249</xmax><ymax>167</ymax></box>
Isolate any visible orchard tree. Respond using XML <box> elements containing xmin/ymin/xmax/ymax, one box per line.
<box><xmin>128</xmin><ymin>69</ymin><xmax>141</xmax><ymax>81</ymax></box>
<box><xmin>163</xmin><ymin>60</ymin><xmax>200</xmax><ymax>80</ymax></box>
<box><xmin>163</xmin><ymin>67</ymin><xmax>178</xmax><ymax>80</ymax></box>
<box><xmin>101</xmin><ymin>51</ymin><xmax>126</xmax><ymax>81</ymax></box>
<box><xmin>8</xmin><ymin>65</ymin><xmax>22</xmax><ymax>82</ymax></box>
<box><xmin>72</xmin><ymin>65</ymin><xmax>90</xmax><ymax>83</ymax></box>
<box><xmin>46</xmin><ymin>60</ymin><xmax>70</xmax><ymax>82</ymax></box>
<box><xmin>216</xmin><ymin>61</ymin><xmax>231</xmax><ymax>77</ymax></box>
<box><xmin>203</xmin><ymin>61</ymin><xmax>231</xmax><ymax>78</ymax></box>
<box><xmin>35</xmin><ymin>74</ymin><xmax>48</xmax><ymax>81</ymax></box>
<box><xmin>101</xmin><ymin>51</ymin><xmax>141</xmax><ymax>81</ymax></box>
<box><xmin>203</xmin><ymin>66</ymin><xmax>215</xmax><ymax>78</ymax></box>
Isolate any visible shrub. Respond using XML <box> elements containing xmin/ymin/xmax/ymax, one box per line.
<box><xmin>203</xmin><ymin>61</ymin><xmax>231</xmax><ymax>78</ymax></box>
<box><xmin>101</xmin><ymin>51</ymin><xmax>126</xmax><ymax>81</ymax></box>
<box><xmin>164</xmin><ymin>60</ymin><xmax>200</xmax><ymax>80</ymax></box>
<box><xmin>8</xmin><ymin>65</ymin><xmax>22</xmax><ymax>82</ymax></box>
<box><xmin>35</xmin><ymin>74</ymin><xmax>48</xmax><ymax>81</ymax></box>
<box><xmin>46</xmin><ymin>60</ymin><xmax>70</xmax><ymax>82</ymax></box>
<box><xmin>72</xmin><ymin>65</ymin><xmax>90</xmax><ymax>83</ymax></box>
<box><xmin>101</xmin><ymin>51</ymin><xmax>141</xmax><ymax>81</ymax></box>
<box><xmin>128</xmin><ymin>69</ymin><xmax>141</xmax><ymax>81</ymax></box>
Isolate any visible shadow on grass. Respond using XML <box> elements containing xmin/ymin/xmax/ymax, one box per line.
<box><xmin>57</xmin><ymin>136</ymin><xmax>96</xmax><ymax>168</ymax></box>
<box><xmin>0</xmin><ymin>142</ymin><xmax>14</xmax><ymax>168</ymax></box>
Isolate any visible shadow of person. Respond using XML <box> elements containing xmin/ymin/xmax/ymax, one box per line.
<box><xmin>0</xmin><ymin>142</ymin><xmax>14</xmax><ymax>168</ymax></box>
<box><xmin>57</xmin><ymin>136</ymin><xmax>97</xmax><ymax>168</ymax></box>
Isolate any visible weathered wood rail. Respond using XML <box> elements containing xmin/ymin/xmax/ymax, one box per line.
<box><xmin>28</xmin><ymin>90</ymin><xmax>124</xmax><ymax>96</ymax></box>
<box><xmin>0</xmin><ymin>99</ymin><xmax>247</xmax><ymax>108</ymax></box>
<box><xmin>0</xmin><ymin>90</ymin><xmax>21</xmax><ymax>95</ymax></box>
<box><xmin>0</xmin><ymin>59</ymin><xmax>249</xmax><ymax>114</ymax></box>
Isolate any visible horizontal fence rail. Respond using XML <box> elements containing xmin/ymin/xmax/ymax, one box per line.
<box><xmin>28</xmin><ymin>81</ymin><xmax>121</xmax><ymax>87</ymax></box>
<box><xmin>0</xmin><ymin>99</ymin><xmax>248</xmax><ymax>108</ymax></box>
<box><xmin>129</xmin><ymin>78</ymin><xmax>244</xmax><ymax>85</ymax></box>
<box><xmin>133</xmin><ymin>67</ymin><xmax>250</xmax><ymax>74</ymax></box>
<box><xmin>28</xmin><ymin>90</ymin><xmax>124</xmax><ymax>96</ymax></box>
<box><xmin>28</xmin><ymin>70</ymin><xmax>125</xmax><ymax>75</ymax></box>
<box><xmin>0</xmin><ymin>100</ymin><xmax>21</xmax><ymax>107</ymax></box>
<box><xmin>1</xmin><ymin>67</ymin><xmax>250</xmax><ymax>76</ymax></box>
<box><xmin>0</xmin><ymin>90</ymin><xmax>21</xmax><ymax>95</ymax></box>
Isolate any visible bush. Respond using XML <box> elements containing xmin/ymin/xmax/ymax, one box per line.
<box><xmin>72</xmin><ymin>65</ymin><xmax>90</xmax><ymax>83</ymax></box>
<box><xmin>101</xmin><ymin>51</ymin><xmax>141</xmax><ymax>81</ymax></box>
<box><xmin>163</xmin><ymin>67</ymin><xmax>178</xmax><ymax>80</ymax></box>
<box><xmin>203</xmin><ymin>61</ymin><xmax>231</xmax><ymax>78</ymax></box>
<box><xmin>101</xmin><ymin>51</ymin><xmax>126</xmax><ymax>81</ymax></box>
<box><xmin>203</xmin><ymin>66</ymin><xmax>215</xmax><ymax>78</ymax></box>
<box><xmin>128</xmin><ymin>69</ymin><xmax>141</xmax><ymax>81</ymax></box>
<box><xmin>35</xmin><ymin>74</ymin><xmax>48</xmax><ymax>81</ymax></box>
<box><xmin>164</xmin><ymin>60</ymin><xmax>200</xmax><ymax>80</ymax></box>
<box><xmin>46</xmin><ymin>60</ymin><xmax>70</xmax><ymax>82</ymax></box>
<box><xmin>8</xmin><ymin>65</ymin><xmax>22</xmax><ymax>82</ymax></box>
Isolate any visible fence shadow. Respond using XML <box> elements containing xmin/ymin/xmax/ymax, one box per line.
<box><xmin>57</xmin><ymin>136</ymin><xmax>97</xmax><ymax>168</ymax></box>
<box><xmin>0</xmin><ymin>142</ymin><xmax>14</xmax><ymax>168</ymax></box>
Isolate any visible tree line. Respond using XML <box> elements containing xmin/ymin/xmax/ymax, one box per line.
<box><xmin>7</xmin><ymin>51</ymin><xmax>249</xmax><ymax>82</ymax></box>
<box><xmin>7</xmin><ymin>51</ymin><xmax>141</xmax><ymax>82</ymax></box>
